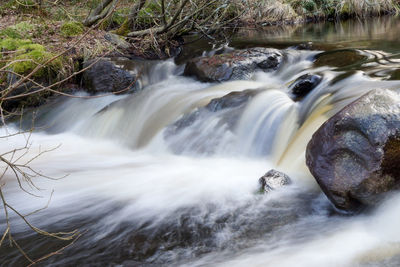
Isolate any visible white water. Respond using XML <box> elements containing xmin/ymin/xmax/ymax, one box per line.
<box><xmin>2</xmin><ymin>48</ymin><xmax>400</xmax><ymax>266</ymax></box>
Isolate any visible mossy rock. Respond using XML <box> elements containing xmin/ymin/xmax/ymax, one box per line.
<box><xmin>0</xmin><ymin>38</ymin><xmax>63</xmax><ymax>78</ymax></box>
<box><xmin>12</xmin><ymin>49</ymin><xmax>62</xmax><ymax>77</ymax></box>
<box><xmin>0</xmin><ymin>38</ymin><xmax>32</xmax><ymax>51</ymax></box>
<box><xmin>60</xmin><ymin>21</ymin><xmax>84</xmax><ymax>37</ymax></box>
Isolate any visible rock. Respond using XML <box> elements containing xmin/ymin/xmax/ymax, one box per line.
<box><xmin>259</xmin><ymin>169</ymin><xmax>291</xmax><ymax>193</ymax></box>
<box><xmin>2</xmin><ymin>74</ymin><xmax>50</xmax><ymax>110</ymax></box>
<box><xmin>82</xmin><ymin>59</ymin><xmax>137</xmax><ymax>94</ymax></box>
<box><xmin>306</xmin><ymin>89</ymin><xmax>400</xmax><ymax>212</ymax></box>
<box><xmin>184</xmin><ymin>47</ymin><xmax>282</xmax><ymax>82</ymax></box>
<box><xmin>167</xmin><ymin>89</ymin><xmax>259</xmax><ymax>136</ymax></box>
<box><xmin>164</xmin><ymin>89</ymin><xmax>259</xmax><ymax>154</ymax></box>
<box><xmin>289</xmin><ymin>74</ymin><xmax>322</xmax><ymax>100</ymax></box>
<box><xmin>314</xmin><ymin>49</ymin><xmax>368</xmax><ymax>69</ymax></box>
<box><xmin>206</xmin><ymin>89</ymin><xmax>258</xmax><ymax>112</ymax></box>
<box><xmin>104</xmin><ymin>33</ymin><xmax>131</xmax><ymax>49</ymax></box>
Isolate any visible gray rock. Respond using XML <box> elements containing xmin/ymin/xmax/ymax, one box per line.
<box><xmin>82</xmin><ymin>59</ymin><xmax>137</xmax><ymax>94</ymax></box>
<box><xmin>259</xmin><ymin>169</ymin><xmax>291</xmax><ymax>193</ymax></box>
<box><xmin>104</xmin><ymin>33</ymin><xmax>131</xmax><ymax>49</ymax></box>
<box><xmin>306</xmin><ymin>89</ymin><xmax>400</xmax><ymax>212</ymax></box>
<box><xmin>184</xmin><ymin>47</ymin><xmax>282</xmax><ymax>82</ymax></box>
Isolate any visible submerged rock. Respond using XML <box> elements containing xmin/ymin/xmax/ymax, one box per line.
<box><xmin>314</xmin><ymin>49</ymin><xmax>368</xmax><ymax>69</ymax></box>
<box><xmin>184</xmin><ymin>47</ymin><xmax>282</xmax><ymax>82</ymax></box>
<box><xmin>164</xmin><ymin>89</ymin><xmax>259</xmax><ymax>155</ymax></box>
<box><xmin>82</xmin><ymin>59</ymin><xmax>137</xmax><ymax>94</ymax></box>
<box><xmin>167</xmin><ymin>89</ymin><xmax>258</xmax><ymax>136</ymax></box>
<box><xmin>259</xmin><ymin>169</ymin><xmax>291</xmax><ymax>193</ymax></box>
<box><xmin>306</xmin><ymin>89</ymin><xmax>400</xmax><ymax>212</ymax></box>
<box><xmin>289</xmin><ymin>74</ymin><xmax>322</xmax><ymax>100</ymax></box>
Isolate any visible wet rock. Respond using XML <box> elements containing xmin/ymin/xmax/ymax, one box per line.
<box><xmin>259</xmin><ymin>169</ymin><xmax>291</xmax><ymax>193</ymax></box>
<box><xmin>306</xmin><ymin>89</ymin><xmax>400</xmax><ymax>212</ymax></box>
<box><xmin>82</xmin><ymin>59</ymin><xmax>137</xmax><ymax>94</ymax></box>
<box><xmin>104</xmin><ymin>33</ymin><xmax>131</xmax><ymax>49</ymax></box>
<box><xmin>2</xmin><ymin>74</ymin><xmax>52</xmax><ymax>110</ymax></box>
<box><xmin>289</xmin><ymin>74</ymin><xmax>322</xmax><ymax>100</ymax></box>
<box><xmin>206</xmin><ymin>90</ymin><xmax>258</xmax><ymax>112</ymax></box>
<box><xmin>164</xmin><ymin>89</ymin><xmax>259</xmax><ymax>155</ymax></box>
<box><xmin>314</xmin><ymin>49</ymin><xmax>368</xmax><ymax>69</ymax></box>
<box><xmin>184</xmin><ymin>47</ymin><xmax>282</xmax><ymax>82</ymax></box>
<box><xmin>167</xmin><ymin>89</ymin><xmax>259</xmax><ymax>136</ymax></box>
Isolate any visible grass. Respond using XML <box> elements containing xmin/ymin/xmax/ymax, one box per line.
<box><xmin>236</xmin><ymin>0</ymin><xmax>400</xmax><ymax>24</ymax></box>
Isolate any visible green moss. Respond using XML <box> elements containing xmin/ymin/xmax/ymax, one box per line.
<box><xmin>0</xmin><ymin>38</ymin><xmax>32</xmax><ymax>51</ymax></box>
<box><xmin>115</xmin><ymin>19</ymin><xmax>131</xmax><ymax>36</ymax></box>
<box><xmin>0</xmin><ymin>21</ymin><xmax>36</xmax><ymax>39</ymax></box>
<box><xmin>0</xmin><ymin>28</ymin><xmax>22</xmax><ymax>39</ymax></box>
<box><xmin>0</xmin><ymin>36</ymin><xmax>62</xmax><ymax>78</ymax></box>
<box><xmin>60</xmin><ymin>21</ymin><xmax>84</xmax><ymax>37</ymax></box>
<box><xmin>18</xmin><ymin>43</ymin><xmax>45</xmax><ymax>53</ymax></box>
<box><xmin>14</xmin><ymin>21</ymin><xmax>35</xmax><ymax>34</ymax></box>
<box><xmin>12</xmin><ymin>49</ymin><xmax>62</xmax><ymax>77</ymax></box>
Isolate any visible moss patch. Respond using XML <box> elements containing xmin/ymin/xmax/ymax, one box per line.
<box><xmin>0</xmin><ymin>38</ymin><xmax>32</xmax><ymax>51</ymax></box>
<box><xmin>60</xmin><ymin>21</ymin><xmax>84</xmax><ymax>37</ymax></box>
<box><xmin>0</xmin><ymin>37</ymin><xmax>62</xmax><ymax>78</ymax></box>
<box><xmin>12</xmin><ymin>49</ymin><xmax>62</xmax><ymax>77</ymax></box>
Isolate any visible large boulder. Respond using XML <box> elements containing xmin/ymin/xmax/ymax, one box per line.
<box><xmin>184</xmin><ymin>47</ymin><xmax>282</xmax><ymax>82</ymax></box>
<box><xmin>82</xmin><ymin>59</ymin><xmax>137</xmax><ymax>94</ymax></box>
<box><xmin>306</xmin><ymin>89</ymin><xmax>400</xmax><ymax>212</ymax></box>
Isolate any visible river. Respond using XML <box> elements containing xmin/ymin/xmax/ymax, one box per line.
<box><xmin>2</xmin><ymin>17</ymin><xmax>400</xmax><ymax>266</ymax></box>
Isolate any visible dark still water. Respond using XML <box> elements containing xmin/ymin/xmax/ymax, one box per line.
<box><xmin>2</xmin><ymin>17</ymin><xmax>400</xmax><ymax>266</ymax></box>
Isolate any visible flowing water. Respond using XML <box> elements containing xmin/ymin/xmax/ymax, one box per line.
<box><xmin>3</xmin><ymin>17</ymin><xmax>400</xmax><ymax>266</ymax></box>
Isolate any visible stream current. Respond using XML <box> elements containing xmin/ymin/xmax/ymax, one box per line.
<box><xmin>3</xmin><ymin>17</ymin><xmax>400</xmax><ymax>266</ymax></box>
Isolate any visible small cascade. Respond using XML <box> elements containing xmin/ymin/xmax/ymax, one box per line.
<box><xmin>5</xmin><ymin>30</ymin><xmax>400</xmax><ymax>265</ymax></box>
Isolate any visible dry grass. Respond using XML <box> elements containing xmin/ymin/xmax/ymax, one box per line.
<box><xmin>234</xmin><ymin>0</ymin><xmax>400</xmax><ymax>24</ymax></box>
<box><xmin>239</xmin><ymin>0</ymin><xmax>299</xmax><ymax>24</ymax></box>
<box><xmin>338</xmin><ymin>0</ymin><xmax>399</xmax><ymax>17</ymax></box>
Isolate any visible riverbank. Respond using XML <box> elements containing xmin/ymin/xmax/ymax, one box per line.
<box><xmin>1</xmin><ymin>0</ymin><xmax>399</xmax><ymax>112</ymax></box>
